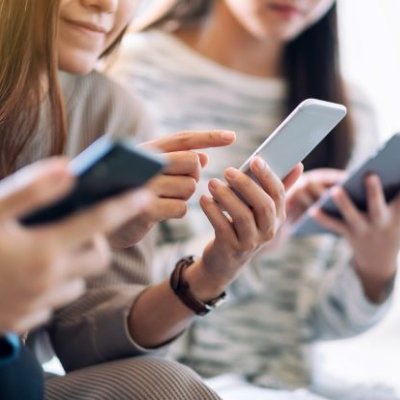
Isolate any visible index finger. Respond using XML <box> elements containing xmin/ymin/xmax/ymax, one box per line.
<box><xmin>140</xmin><ymin>130</ymin><xmax>236</xmax><ymax>153</ymax></box>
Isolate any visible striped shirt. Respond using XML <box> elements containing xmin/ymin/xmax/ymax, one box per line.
<box><xmin>108</xmin><ymin>29</ymin><xmax>392</xmax><ymax>389</ymax></box>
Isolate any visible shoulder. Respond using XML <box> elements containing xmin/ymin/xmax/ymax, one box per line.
<box><xmin>60</xmin><ymin>70</ymin><xmax>153</xmax><ymax>144</ymax></box>
<box><xmin>63</xmin><ymin>70</ymin><xmax>142</xmax><ymax>111</ymax></box>
<box><xmin>119</xmin><ymin>29</ymin><xmax>175</xmax><ymax>56</ymax></box>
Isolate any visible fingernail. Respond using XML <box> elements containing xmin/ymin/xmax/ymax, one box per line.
<box><xmin>225</xmin><ymin>168</ymin><xmax>239</xmax><ymax>179</ymax></box>
<box><xmin>209</xmin><ymin>179</ymin><xmax>219</xmax><ymax>190</ymax></box>
<box><xmin>368</xmin><ymin>174</ymin><xmax>379</xmax><ymax>185</ymax></box>
<box><xmin>254</xmin><ymin>157</ymin><xmax>265</xmax><ymax>170</ymax></box>
<box><xmin>221</xmin><ymin>131</ymin><xmax>236</xmax><ymax>142</ymax></box>
<box><xmin>201</xmin><ymin>195</ymin><xmax>213</xmax><ymax>205</ymax></box>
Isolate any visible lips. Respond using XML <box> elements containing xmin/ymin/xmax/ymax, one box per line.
<box><xmin>62</xmin><ymin>18</ymin><xmax>110</xmax><ymax>35</ymax></box>
<box><xmin>268</xmin><ymin>2</ymin><xmax>303</xmax><ymax>17</ymax></box>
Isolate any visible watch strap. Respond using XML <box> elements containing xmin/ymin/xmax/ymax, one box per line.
<box><xmin>170</xmin><ymin>256</ymin><xmax>226</xmax><ymax>316</ymax></box>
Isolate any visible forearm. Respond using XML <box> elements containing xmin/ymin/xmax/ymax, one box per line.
<box><xmin>313</xmin><ymin>262</ymin><xmax>393</xmax><ymax>340</ymax></box>
<box><xmin>128</xmin><ymin>259</ymin><xmax>225</xmax><ymax>348</ymax></box>
<box><xmin>50</xmin><ymin>241</ymin><xmax>158</xmax><ymax>371</ymax></box>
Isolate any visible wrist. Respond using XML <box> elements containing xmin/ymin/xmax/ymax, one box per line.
<box><xmin>353</xmin><ymin>261</ymin><xmax>397</xmax><ymax>303</ymax></box>
<box><xmin>184</xmin><ymin>259</ymin><xmax>227</xmax><ymax>303</ymax></box>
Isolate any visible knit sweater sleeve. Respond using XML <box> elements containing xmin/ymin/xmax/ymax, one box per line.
<box><xmin>47</xmin><ymin>72</ymin><xmax>166</xmax><ymax>371</ymax></box>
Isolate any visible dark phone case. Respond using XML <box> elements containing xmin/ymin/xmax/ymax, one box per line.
<box><xmin>292</xmin><ymin>133</ymin><xmax>400</xmax><ymax>236</ymax></box>
<box><xmin>22</xmin><ymin>137</ymin><xmax>165</xmax><ymax>226</ymax></box>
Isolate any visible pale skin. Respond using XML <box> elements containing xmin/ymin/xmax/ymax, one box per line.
<box><xmin>286</xmin><ymin>169</ymin><xmax>400</xmax><ymax>303</ymax></box>
<box><xmin>57</xmin><ymin>0</ymin><xmax>303</xmax><ymax>348</ymax></box>
<box><xmin>0</xmin><ymin>158</ymin><xmax>151</xmax><ymax>334</ymax></box>
<box><xmin>109</xmin><ymin>129</ymin><xmax>236</xmax><ymax>248</ymax></box>
<box><xmin>174</xmin><ymin>0</ymin><xmax>335</xmax><ymax>78</ymax></box>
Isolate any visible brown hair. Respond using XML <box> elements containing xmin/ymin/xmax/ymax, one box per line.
<box><xmin>144</xmin><ymin>0</ymin><xmax>354</xmax><ymax>170</ymax></box>
<box><xmin>0</xmin><ymin>0</ymin><xmax>66</xmax><ymax>177</ymax></box>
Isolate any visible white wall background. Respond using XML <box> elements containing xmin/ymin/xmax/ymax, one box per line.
<box><xmin>315</xmin><ymin>1</ymin><xmax>400</xmax><ymax>395</ymax></box>
<box><xmin>338</xmin><ymin>0</ymin><xmax>400</xmax><ymax>139</ymax></box>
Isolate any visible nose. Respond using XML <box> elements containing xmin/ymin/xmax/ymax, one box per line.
<box><xmin>80</xmin><ymin>0</ymin><xmax>118</xmax><ymax>13</ymax></box>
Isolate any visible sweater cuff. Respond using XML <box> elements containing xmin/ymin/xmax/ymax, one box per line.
<box><xmin>93</xmin><ymin>288</ymin><xmax>168</xmax><ymax>362</ymax></box>
<box><xmin>0</xmin><ymin>333</ymin><xmax>20</xmax><ymax>366</ymax></box>
<box><xmin>339</xmin><ymin>265</ymin><xmax>393</xmax><ymax>326</ymax></box>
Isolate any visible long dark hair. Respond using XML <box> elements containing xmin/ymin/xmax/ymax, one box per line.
<box><xmin>0</xmin><ymin>0</ymin><xmax>66</xmax><ymax>177</ymax></box>
<box><xmin>145</xmin><ymin>0</ymin><xmax>354</xmax><ymax>170</ymax></box>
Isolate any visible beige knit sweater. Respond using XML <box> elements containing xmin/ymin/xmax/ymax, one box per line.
<box><xmin>27</xmin><ymin>71</ymin><xmax>160</xmax><ymax>372</ymax></box>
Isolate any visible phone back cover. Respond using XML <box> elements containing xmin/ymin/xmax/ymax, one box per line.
<box><xmin>292</xmin><ymin>133</ymin><xmax>400</xmax><ymax>236</ymax></box>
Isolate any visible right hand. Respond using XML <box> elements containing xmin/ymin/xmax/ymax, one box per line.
<box><xmin>109</xmin><ymin>130</ymin><xmax>236</xmax><ymax>248</ymax></box>
<box><xmin>0</xmin><ymin>158</ymin><xmax>151</xmax><ymax>334</ymax></box>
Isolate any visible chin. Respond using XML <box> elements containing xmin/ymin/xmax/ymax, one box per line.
<box><xmin>266</xmin><ymin>25</ymin><xmax>304</xmax><ymax>42</ymax></box>
<box><xmin>58</xmin><ymin>54</ymin><xmax>98</xmax><ymax>76</ymax></box>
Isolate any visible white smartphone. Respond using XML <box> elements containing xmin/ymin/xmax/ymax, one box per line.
<box><xmin>239</xmin><ymin>99</ymin><xmax>347</xmax><ymax>180</ymax></box>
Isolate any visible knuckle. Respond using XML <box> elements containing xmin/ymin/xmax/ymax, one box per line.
<box><xmin>275</xmin><ymin>184</ymin><xmax>286</xmax><ymax>202</ymax></box>
<box><xmin>236</xmin><ymin>211</ymin><xmax>252</xmax><ymax>227</ymax></box>
<box><xmin>25</xmin><ymin>184</ymin><xmax>45</xmax><ymax>204</ymax></box>
<box><xmin>263</xmin><ymin>226</ymin><xmax>276</xmax><ymax>241</ymax></box>
<box><xmin>263</xmin><ymin>198</ymin><xmax>277</xmax><ymax>219</ymax></box>
<box><xmin>183</xmin><ymin>178</ymin><xmax>197</xmax><ymax>198</ymax></box>
<box><xmin>257</xmin><ymin>201</ymin><xmax>273</xmax><ymax>218</ymax></box>
<box><xmin>175</xmin><ymin>202</ymin><xmax>188</xmax><ymax>218</ymax></box>
<box><xmin>92</xmin><ymin>238</ymin><xmax>112</xmax><ymax>269</ymax></box>
<box><xmin>242</xmin><ymin>240</ymin><xmax>258</xmax><ymax>252</ymax></box>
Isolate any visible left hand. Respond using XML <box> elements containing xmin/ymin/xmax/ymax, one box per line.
<box><xmin>286</xmin><ymin>168</ymin><xmax>346</xmax><ymax>223</ymax></box>
<box><xmin>311</xmin><ymin>174</ymin><xmax>400</xmax><ymax>302</ymax></box>
<box><xmin>260</xmin><ymin>168</ymin><xmax>345</xmax><ymax>253</ymax></box>
<box><xmin>184</xmin><ymin>159</ymin><xmax>303</xmax><ymax>300</ymax></box>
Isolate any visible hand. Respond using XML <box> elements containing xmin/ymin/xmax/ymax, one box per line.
<box><xmin>186</xmin><ymin>158</ymin><xmax>303</xmax><ymax>299</ymax></box>
<box><xmin>311</xmin><ymin>174</ymin><xmax>400</xmax><ymax>302</ymax></box>
<box><xmin>286</xmin><ymin>168</ymin><xmax>346</xmax><ymax>222</ymax></box>
<box><xmin>257</xmin><ymin>168</ymin><xmax>345</xmax><ymax>253</ymax></box>
<box><xmin>0</xmin><ymin>158</ymin><xmax>151</xmax><ymax>333</ymax></box>
<box><xmin>109</xmin><ymin>130</ymin><xmax>236</xmax><ymax>248</ymax></box>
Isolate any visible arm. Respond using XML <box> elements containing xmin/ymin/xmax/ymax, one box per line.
<box><xmin>51</xmin><ymin>158</ymin><xmax>301</xmax><ymax>369</ymax></box>
<box><xmin>308</xmin><ymin>236</ymin><xmax>394</xmax><ymax>340</ymax></box>
<box><xmin>283</xmin><ymin>169</ymin><xmax>396</xmax><ymax>340</ymax></box>
<box><xmin>128</xmin><ymin>160</ymin><xmax>302</xmax><ymax>348</ymax></box>
<box><xmin>48</xmin><ymin>238</ymin><xmax>160</xmax><ymax>372</ymax></box>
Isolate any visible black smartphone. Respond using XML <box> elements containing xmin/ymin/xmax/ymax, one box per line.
<box><xmin>22</xmin><ymin>137</ymin><xmax>166</xmax><ymax>226</ymax></box>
